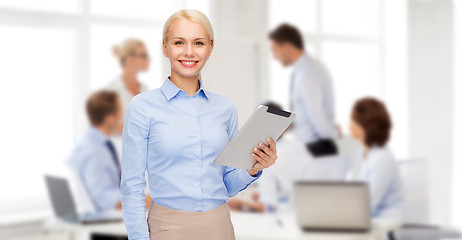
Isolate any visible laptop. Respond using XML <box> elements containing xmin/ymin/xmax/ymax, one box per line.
<box><xmin>45</xmin><ymin>175</ymin><xmax>123</xmax><ymax>224</ymax></box>
<box><xmin>294</xmin><ymin>181</ymin><xmax>371</xmax><ymax>232</ymax></box>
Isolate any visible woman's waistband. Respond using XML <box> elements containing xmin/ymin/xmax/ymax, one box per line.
<box><xmin>148</xmin><ymin>202</ymin><xmax>230</xmax><ymax>223</ymax></box>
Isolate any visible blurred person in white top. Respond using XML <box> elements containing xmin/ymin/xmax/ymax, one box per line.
<box><xmin>268</xmin><ymin>23</ymin><xmax>339</xmax><ymax>157</ymax></box>
<box><xmin>105</xmin><ymin>38</ymin><xmax>150</xmax><ymax>118</ymax></box>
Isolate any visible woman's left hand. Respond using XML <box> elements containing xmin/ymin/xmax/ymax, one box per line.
<box><xmin>248</xmin><ymin>138</ymin><xmax>277</xmax><ymax>176</ymax></box>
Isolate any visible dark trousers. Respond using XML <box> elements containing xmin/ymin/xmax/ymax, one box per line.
<box><xmin>91</xmin><ymin>234</ymin><xmax>128</xmax><ymax>240</ymax></box>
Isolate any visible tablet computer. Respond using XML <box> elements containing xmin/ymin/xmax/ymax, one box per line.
<box><xmin>214</xmin><ymin>105</ymin><xmax>295</xmax><ymax>170</ymax></box>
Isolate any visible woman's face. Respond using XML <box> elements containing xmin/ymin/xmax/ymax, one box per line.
<box><xmin>126</xmin><ymin>44</ymin><xmax>150</xmax><ymax>72</ymax></box>
<box><xmin>162</xmin><ymin>18</ymin><xmax>213</xmax><ymax>79</ymax></box>
<box><xmin>349</xmin><ymin>117</ymin><xmax>365</xmax><ymax>143</ymax></box>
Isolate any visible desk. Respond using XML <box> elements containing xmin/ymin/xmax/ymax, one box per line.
<box><xmin>231</xmin><ymin>212</ymin><xmax>400</xmax><ymax>240</ymax></box>
<box><xmin>44</xmin><ymin>212</ymin><xmax>400</xmax><ymax>240</ymax></box>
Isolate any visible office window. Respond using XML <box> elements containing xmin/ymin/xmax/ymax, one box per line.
<box><xmin>268</xmin><ymin>0</ymin><xmax>408</xmax><ymax>159</ymax></box>
<box><xmin>0</xmin><ymin>0</ymin><xmax>80</xmax><ymax>13</ymax></box>
<box><xmin>322</xmin><ymin>0</ymin><xmax>381</xmax><ymax>38</ymax></box>
<box><xmin>268</xmin><ymin>0</ymin><xmax>382</xmax><ymax>133</ymax></box>
<box><xmin>0</xmin><ymin>25</ymin><xmax>75</xmax><ymax>209</ymax></box>
<box><xmin>269</xmin><ymin>58</ymin><xmax>292</xmax><ymax>109</ymax></box>
<box><xmin>90</xmin><ymin>0</ymin><xmax>176</xmax><ymax>21</ymax></box>
<box><xmin>321</xmin><ymin>41</ymin><xmax>381</xmax><ymax>127</ymax></box>
<box><xmin>269</xmin><ymin>0</ymin><xmax>317</xmax><ymax>33</ymax></box>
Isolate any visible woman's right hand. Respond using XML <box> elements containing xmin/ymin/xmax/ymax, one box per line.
<box><xmin>248</xmin><ymin>137</ymin><xmax>278</xmax><ymax>176</ymax></box>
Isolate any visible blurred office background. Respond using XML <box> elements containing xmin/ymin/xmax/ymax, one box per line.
<box><xmin>0</xmin><ymin>0</ymin><xmax>461</xmax><ymax>238</ymax></box>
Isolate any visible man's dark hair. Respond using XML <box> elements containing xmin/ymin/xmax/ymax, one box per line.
<box><xmin>352</xmin><ymin>97</ymin><xmax>392</xmax><ymax>147</ymax></box>
<box><xmin>269</xmin><ymin>23</ymin><xmax>304</xmax><ymax>50</ymax></box>
<box><xmin>86</xmin><ymin>90</ymin><xmax>119</xmax><ymax>126</ymax></box>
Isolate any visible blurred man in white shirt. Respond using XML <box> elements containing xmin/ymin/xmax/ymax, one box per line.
<box><xmin>269</xmin><ymin>23</ymin><xmax>339</xmax><ymax>157</ymax></box>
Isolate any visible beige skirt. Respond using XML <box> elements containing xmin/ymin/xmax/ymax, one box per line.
<box><xmin>147</xmin><ymin>202</ymin><xmax>235</xmax><ymax>240</ymax></box>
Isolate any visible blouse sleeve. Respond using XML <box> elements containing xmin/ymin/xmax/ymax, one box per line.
<box><xmin>222</xmin><ymin>103</ymin><xmax>262</xmax><ymax>197</ymax></box>
<box><xmin>120</xmin><ymin>98</ymin><xmax>150</xmax><ymax>240</ymax></box>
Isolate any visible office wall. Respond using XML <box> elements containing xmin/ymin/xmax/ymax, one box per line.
<box><xmin>408</xmin><ymin>0</ymin><xmax>454</xmax><ymax>225</ymax></box>
<box><xmin>201</xmin><ymin>42</ymin><xmax>260</xmax><ymax>125</ymax></box>
<box><xmin>210</xmin><ymin>0</ymin><xmax>270</xmax><ymax>104</ymax></box>
<box><xmin>452</xmin><ymin>0</ymin><xmax>462</xmax><ymax>229</ymax></box>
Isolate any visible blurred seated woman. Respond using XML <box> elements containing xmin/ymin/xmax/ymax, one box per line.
<box><xmin>349</xmin><ymin>97</ymin><xmax>403</xmax><ymax>220</ymax></box>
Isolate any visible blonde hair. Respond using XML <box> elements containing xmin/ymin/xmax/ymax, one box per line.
<box><xmin>162</xmin><ymin>9</ymin><xmax>214</xmax><ymax>44</ymax></box>
<box><xmin>162</xmin><ymin>9</ymin><xmax>214</xmax><ymax>81</ymax></box>
<box><xmin>113</xmin><ymin>38</ymin><xmax>145</xmax><ymax>67</ymax></box>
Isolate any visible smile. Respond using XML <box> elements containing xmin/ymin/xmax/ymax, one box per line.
<box><xmin>178</xmin><ymin>60</ymin><xmax>199</xmax><ymax>68</ymax></box>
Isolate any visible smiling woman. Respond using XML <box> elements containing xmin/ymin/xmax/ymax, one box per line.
<box><xmin>120</xmin><ymin>9</ymin><xmax>278</xmax><ymax>240</ymax></box>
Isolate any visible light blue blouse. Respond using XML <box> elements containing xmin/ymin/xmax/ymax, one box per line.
<box><xmin>120</xmin><ymin>77</ymin><xmax>261</xmax><ymax>240</ymax></box>
<box><xmin>354</xmin><ymin>146</ymin><xmax>403</xmax><ymax>219</ymax></box>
